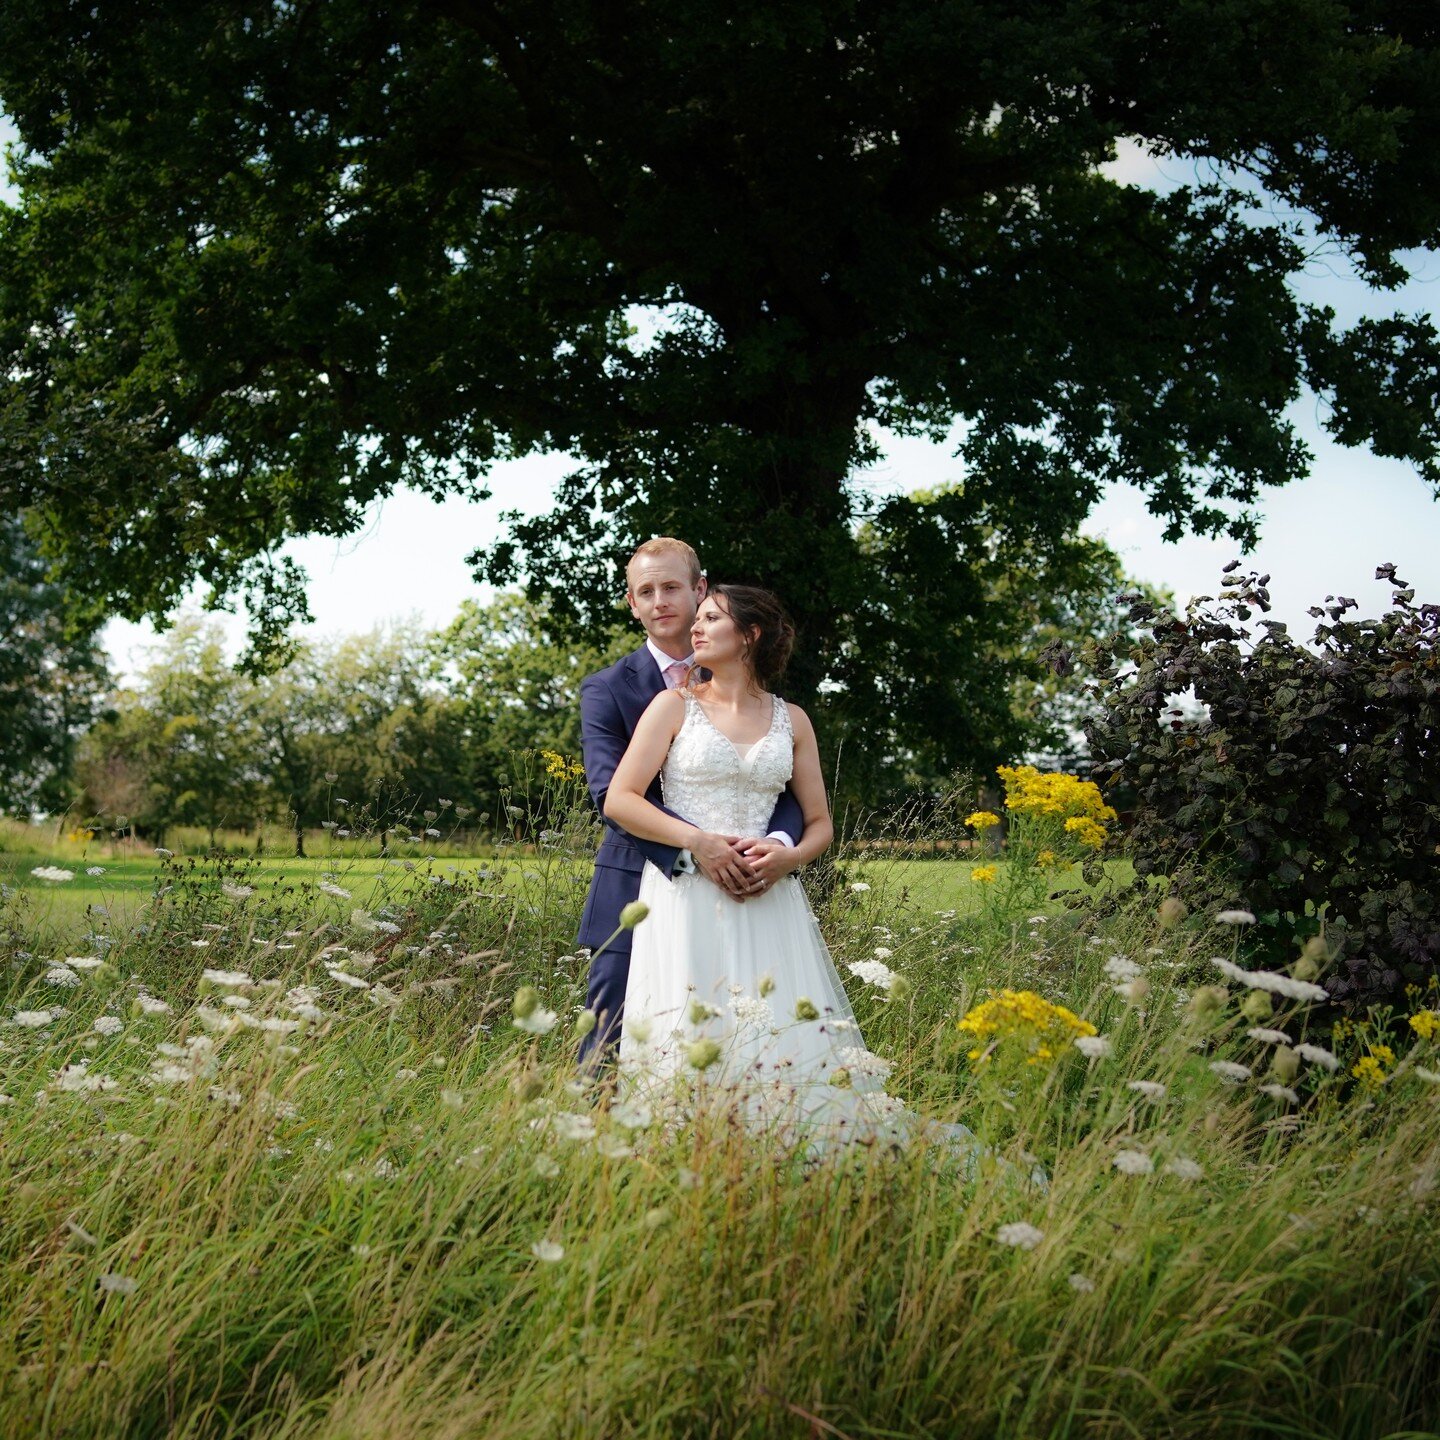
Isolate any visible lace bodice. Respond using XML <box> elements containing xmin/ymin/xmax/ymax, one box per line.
<box><xmin>662</xmin><ymin>693</ymin><xmax>794</xmax><ymax>836</ymax></box>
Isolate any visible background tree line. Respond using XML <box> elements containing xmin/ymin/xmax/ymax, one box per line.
<box><xmin>1</xmin><ymin>504</ymin><xmax>1167</xmax><ymax>842</ymax></box>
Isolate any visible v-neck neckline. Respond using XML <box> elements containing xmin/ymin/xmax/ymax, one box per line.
<box><xmin>689</xmin><ymin>693</ymin><xmax>777</xmax><ymax>757</ymax></box>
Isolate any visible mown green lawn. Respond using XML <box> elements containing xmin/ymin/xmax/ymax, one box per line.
<box><xmin>2</xmin><ymin>843</ymin><xmax>1140</xmax><ymax>945</ymax></box>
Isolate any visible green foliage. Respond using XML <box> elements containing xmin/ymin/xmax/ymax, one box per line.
<box><xmin>0</xmin><ymin>514</ymin><xmax>110</xmax><ymax>813</ymax></box>
<box><xmin>1084</xmin><ymin>565</ymin><xmax>1440</xmax><ymax>1006</ymax></box>
<box><xmin>830</xmin><ymin>485</ymin><xmax>1171</xmax><ymax>806</ymax></box>
<box><xmin>2</xmin><ymin>0</ymin><xmax>1438</xmax><ymax>711</ymax></box>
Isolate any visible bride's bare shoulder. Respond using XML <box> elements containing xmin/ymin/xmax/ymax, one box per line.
<box><xmin>783</xmin><ymin>699</ymin><xmax>816</xmax><ymax>740</ymax></box>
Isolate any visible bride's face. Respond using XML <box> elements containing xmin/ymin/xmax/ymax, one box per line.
<box><xmin>691</xmin><ymin>594</ymin><xmax>748</xmax><ymax>666</ymax></box>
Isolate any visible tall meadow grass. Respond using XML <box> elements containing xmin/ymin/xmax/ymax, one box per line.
<box><xmin>2</xmin><ymin>813</ymin><xmax>1438</xmax><ymax>1438</ymax></box>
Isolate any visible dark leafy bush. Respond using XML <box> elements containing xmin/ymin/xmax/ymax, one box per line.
<box><xmin>1082</xmin><ymin>564</ymin><xmax>1440</xmax><ymax>1006</ymax></box>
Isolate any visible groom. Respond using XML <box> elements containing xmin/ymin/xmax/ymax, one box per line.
<box><xmin>575</xmin><ymin>536</ymin><xmax>804</xmax><ymax>1071</ymax></box>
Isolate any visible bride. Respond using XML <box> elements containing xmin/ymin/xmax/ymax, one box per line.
<box><xmin>603</xmin><ymin>584</ymin><xmax>953</xmax><ymax>1149</ymax></box>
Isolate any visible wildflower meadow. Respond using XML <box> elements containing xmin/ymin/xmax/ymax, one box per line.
<box><xmin>2</xmin><ymin>766</ymin><xmax>1438</xmax><ymax>1439</ymax></box>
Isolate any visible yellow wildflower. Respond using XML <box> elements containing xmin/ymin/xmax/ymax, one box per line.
<box><xmin>970</xmin><ymin>865</ymin><xmax>998</xmax><ymax>885</ymax></box>
<box><xmin>1351</xmin><ymin>1044</ymin><xmax>1395</xmax><ymax>1091</ymax></box>
<box><xmin>1410</xmin><ymin>1010</ymin><xmax>1440</xmax><ymax>1041</ymax></box>
<box><xmin>1063</xmin><ymin>815</ymin><xmax>1109</xmax><ymax>850</ymax></box>
<box><xmin>965</xmin><ymin>810</ymin><xmax>1001</xmax><ymax>831</ymax></box>
<box><xmin>957</xmin><ymin>989</ymin><xmax>1096</xmax><ymax>1065</ymax></box>
<box><xmin>996</xmin><ymin>764</ymin><xmax>1117</xmax><ymax>826</ymax></box>
<box><xmin>540</xmin><ymin>749</ymin><xmax>585</xmax><ymax>780</ymax></box>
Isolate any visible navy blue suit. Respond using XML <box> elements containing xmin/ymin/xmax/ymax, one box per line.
<box><xmin>576</xmin><ymin>645</ymin><xmax>805</xmax><ymax>1068</ymax></box>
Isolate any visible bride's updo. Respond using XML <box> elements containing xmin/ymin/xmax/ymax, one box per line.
<box><xmin>710</xmin><ymin>584</ymin><xmax>796</xmax><ymax>688</ymax></box>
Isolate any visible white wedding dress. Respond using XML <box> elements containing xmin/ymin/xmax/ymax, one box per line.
<box><xmin>619</xmin><ymin>692</ymin><xmax>972</xmax><ymax>1157</ymax></box>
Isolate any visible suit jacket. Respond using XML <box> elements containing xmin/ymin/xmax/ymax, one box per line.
<box><xmin>575</xmin><ymin>645</ymin><xmax>806</xmax><ymax>954</ymax></box>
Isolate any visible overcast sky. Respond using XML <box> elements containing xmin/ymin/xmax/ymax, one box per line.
<box><xmin>4</xmin><ymin>115</ymin><xmax>1436</xmax><ymax>679</ymax></box>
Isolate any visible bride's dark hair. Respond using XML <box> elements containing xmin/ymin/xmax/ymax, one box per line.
<box><xmin>709</xmin><ymin>584</ymin><xmax>796</xmax><ymax>688</ymax></box>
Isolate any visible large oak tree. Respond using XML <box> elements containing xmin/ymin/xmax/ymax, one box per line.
<box><xmin>2</xmin><ymin>0</ymin><xmax>1437</xmax><ymax>718</ymax></box>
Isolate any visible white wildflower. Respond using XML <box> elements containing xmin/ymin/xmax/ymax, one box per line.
<box><xmin>595</xmin><ymin>1136</ymin><xmax>633</xmax><ymax>1159</ymax></box>
<box><xmin>873</xmin><ymin>946</ymin><xmax>894</xmax><ymax>959</ymax></box>
<box><xmin>1164</xmin><ymin>1156</ymin><xmax>1204</xmax><ymax>1181</ymax></box>
<box><xmin>731</xmin><ymin>994</ymin><xmax>773</xmax><ymax>1027</ymax></box>
<box><xmin>326</xmin><ymin>967</ymin><xmax>370</xmax><ymax>990</ymax></box>
<box><xmin>97</xmin><ymin>1273</ymin><xmax>137</xmax><ymax>1295</ymax></box>
<box><xmin>847</xmin><ymin>958</ymin><xmax>899</xmax><ymax>991</ymax></box>
<box><xmin>1413</xmin><ymin>1066</ymin><xmax>1440</xmax><ymax>1083</ymax></box>
<box><xmin>1208</xmin><ymin>1060</ymin><xmax>1252</xmax><ymax>1084</ymax></box>
<box><xmin>551</xmin><ymin>1112</ymin><xmax>596</xmax><ymax>1143</ymax></box>
<box><xmin>372</xmin><ymin>1158</ymin><xmax>399</xmax><ymax>1179</ymax></box>
<box><xmin>1125</xmin><ymin>1080</ymin><xmax>1167</xmax><ymax>1102</ymax></box>
<box><xmin>153</xmin><ymin>847</ymin><xmax>173</xmax><ymax>858</ymax></box>
<box><xmin>849</xmin><ymin>882</ymin><xmax>871</xmax><ymax>893</ymax></box>
<box><xmin>201</xmin><ymin>969</ymin><xmax>253</xmax><ymax>988</ymax></box>
<box><xmin>1113</xmin><ymin>1149</ymin><xmax>1154</xmax><ymax>1175</ymax></box>
<box><xmin>834</xmin><ymin>1046</ymin><xmax>893</xmax><ymax>1082</ymax></box>
<box><xmin>30</xmin><ymin>866</ymin><xmax>75</xmax><ymax>883</ymax></box>
<box><xmin>609</xmin><ymin>1100</ymin><xmax>653</xmax><ymax>1131</ymax></box>
<box><xmin>1214</xmin><ymin>909</ymin><xmax>1257</xmax><ymax>925</ymax></box>
<box><xmin>1212</xmin><ymin>957</ymin><xmax>1327</xmax><ymax>1003</ymax></box>
<box><xmin>66</xmin><ymin>956</ymin><xmax>107</xmax><ymax>971</ymax></box>
<box><xmin>86</xmin><ymin>866</ymin><xmax>106</xmax><ymax>876</ymax></box>
<box><xmin>1103</xmin><ymin>955</ymin><xmax>1143</xmax><ymax>984</ymax></box>
<box><xmin>995</xmin><ymin>1221</ymin><xmax>1044</xmax><ymax>1250</ymax></box>
<box><xmin>13</xmin><ymin>1010</ymin><xmax>54</xmax><ymax>1028</ymax></box>
<box><xmin>1073</xmin><ymin>1035</ymin><xmax>1111</xmax><ymax>1059</ymax></box>
<box><xmin>317</xmin><ymin>881</ymin><xmax>351</xmax><ymax>899</ymax></box>
<box><xmin>44</xmin><ymin>965</ymin><xmax>81</xmax><ymax>988</ymax></box>
<box><xmin>135</xmin><ymin>994</ymin><xmax>171</xmax><ymax>1015</ymax></box>
<box><xmin>514</xmin><ymin>1007</ymin><xmax>559</xmax><ymax>1035</ymax></box>
<box><xmin>531</xmin><ymin>1239</ymin><xmax>564</xmax><ymax>1263</ymax></box>
<box><xmin>533</xmin><ymin>1154</ymin><xmax>560</xmax><ymax>1179</ymax></box>
<box><xmin>1260</xmin><ymin>1083</ymin><xmax>1300</xmax><ymax>1104</ymax></box>
<box><xmin>92</xmin><ymin>1016</ymin><xmax>123</xmax><ymax>1036</ymax></box>
<box><xmin>221</xmin><ymin>883</ymin><xmax>254</xmax><ymax>899</ymax></box>
<box><xmin>1246</xmin><ymin>1026</ymin><xmax>1292</xmax><ymax>1045</ymax></box>
<box><xmin>1068</xmin><ymin>1272</ymin><xmax>1096</xmax><ymax>1293</ymax></box>
<box><xmin>1294</xmin><ymin>1042</ymin><xmax>1341</xmax><ymax>1072</ymax></box>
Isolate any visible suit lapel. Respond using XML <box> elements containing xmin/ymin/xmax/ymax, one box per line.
<box><xmin>623</xmin><ymin>645</ymin><xmax>663</xmax><ymax>711</ymax></box>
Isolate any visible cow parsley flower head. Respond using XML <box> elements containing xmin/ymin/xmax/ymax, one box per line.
<box><xmin>1164</xmin><ymin>1156</ymin><xmax>1204</xmax><ymax>1181</ymax></box>
<box><xmin>1246</xmin><ymin>1026</ymin><xmax>1292</xmax><ymax>1045</ymax></box>
<box><xmin>1212</xmin><ymin>957</ymin><xmax>1327</xmax><ymax>1003</ymax></box>
<box><xmin>1208</xmin><ymin>1060</ymin><xmax>1252</xmax><ymax>1084</ymax></box>
<box><xmin>531</xmin><ymin>1239</ymin><xmax>564</xmax><ymax>1263</ymax></box>
<box><xmin>847</xmin><ymin>958</ymin><xmax>899</xmax><ymax>991</ymax></box>
<box><xmin>44</xmin><ymin>965</ymin><xmax>81</xmax><ymax>988</ymax></box>
<box><xmin>1125</xmin><ymin>1080</ymin><xmax>1167</xmax><ymax>1102</ymax></box>
<box><xmin>995</xmin><ymin>1221</ymin><xmax>1044</xmax><ymax>1250</ymax></box>
<box><xmin>31</xmin><ymin>866</ymin><xmax>75</xmax><ymax>883</ymax></box>
<box><xmin>1113</xmin><ymin>1149</ymin><xmax>1154</xmax><ymax>1175</ymax></box>
<box><xmin>1214</xmin><ymin>909</ymin><xmax>1257</xmax><ymax>926</ymax></box>
<box><xmin>1294</xmin><ymin>1042</ymin><xmax>1341</xmax><ymax>1072</ymax></box>
<box><xmin>1073</xmin><ymin>1034</ymin><xmax>1111</xmax><ymax>1059</ymax></box>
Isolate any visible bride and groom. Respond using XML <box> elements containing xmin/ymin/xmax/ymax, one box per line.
<box><xmin>574</xmin><ymin>537</ymin><xmax>919</xmax><ymax>1143</ymax></box>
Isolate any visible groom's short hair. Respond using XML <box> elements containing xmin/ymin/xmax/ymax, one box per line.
<box><xmin>626</xmin><ymin>537</ymin><xmax>702</xmax><ymax>587</ymax></box>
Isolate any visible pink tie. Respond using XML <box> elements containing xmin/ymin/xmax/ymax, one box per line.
<box><xmin>664</xmin><ymin>661</ymin><xmax>688</xmax><ymax>689</ymax></box>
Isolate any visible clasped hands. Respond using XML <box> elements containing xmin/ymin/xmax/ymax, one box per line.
<box><xmin>688</xmin><ymin>831</ymin><xmax>798</xmax><ymax>900</ymax></box>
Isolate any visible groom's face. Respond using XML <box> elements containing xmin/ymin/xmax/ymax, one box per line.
<box><xmin>626</xmin><ymin>553</ymin><xmax>705</xmax><ymax>654</ymax></box>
